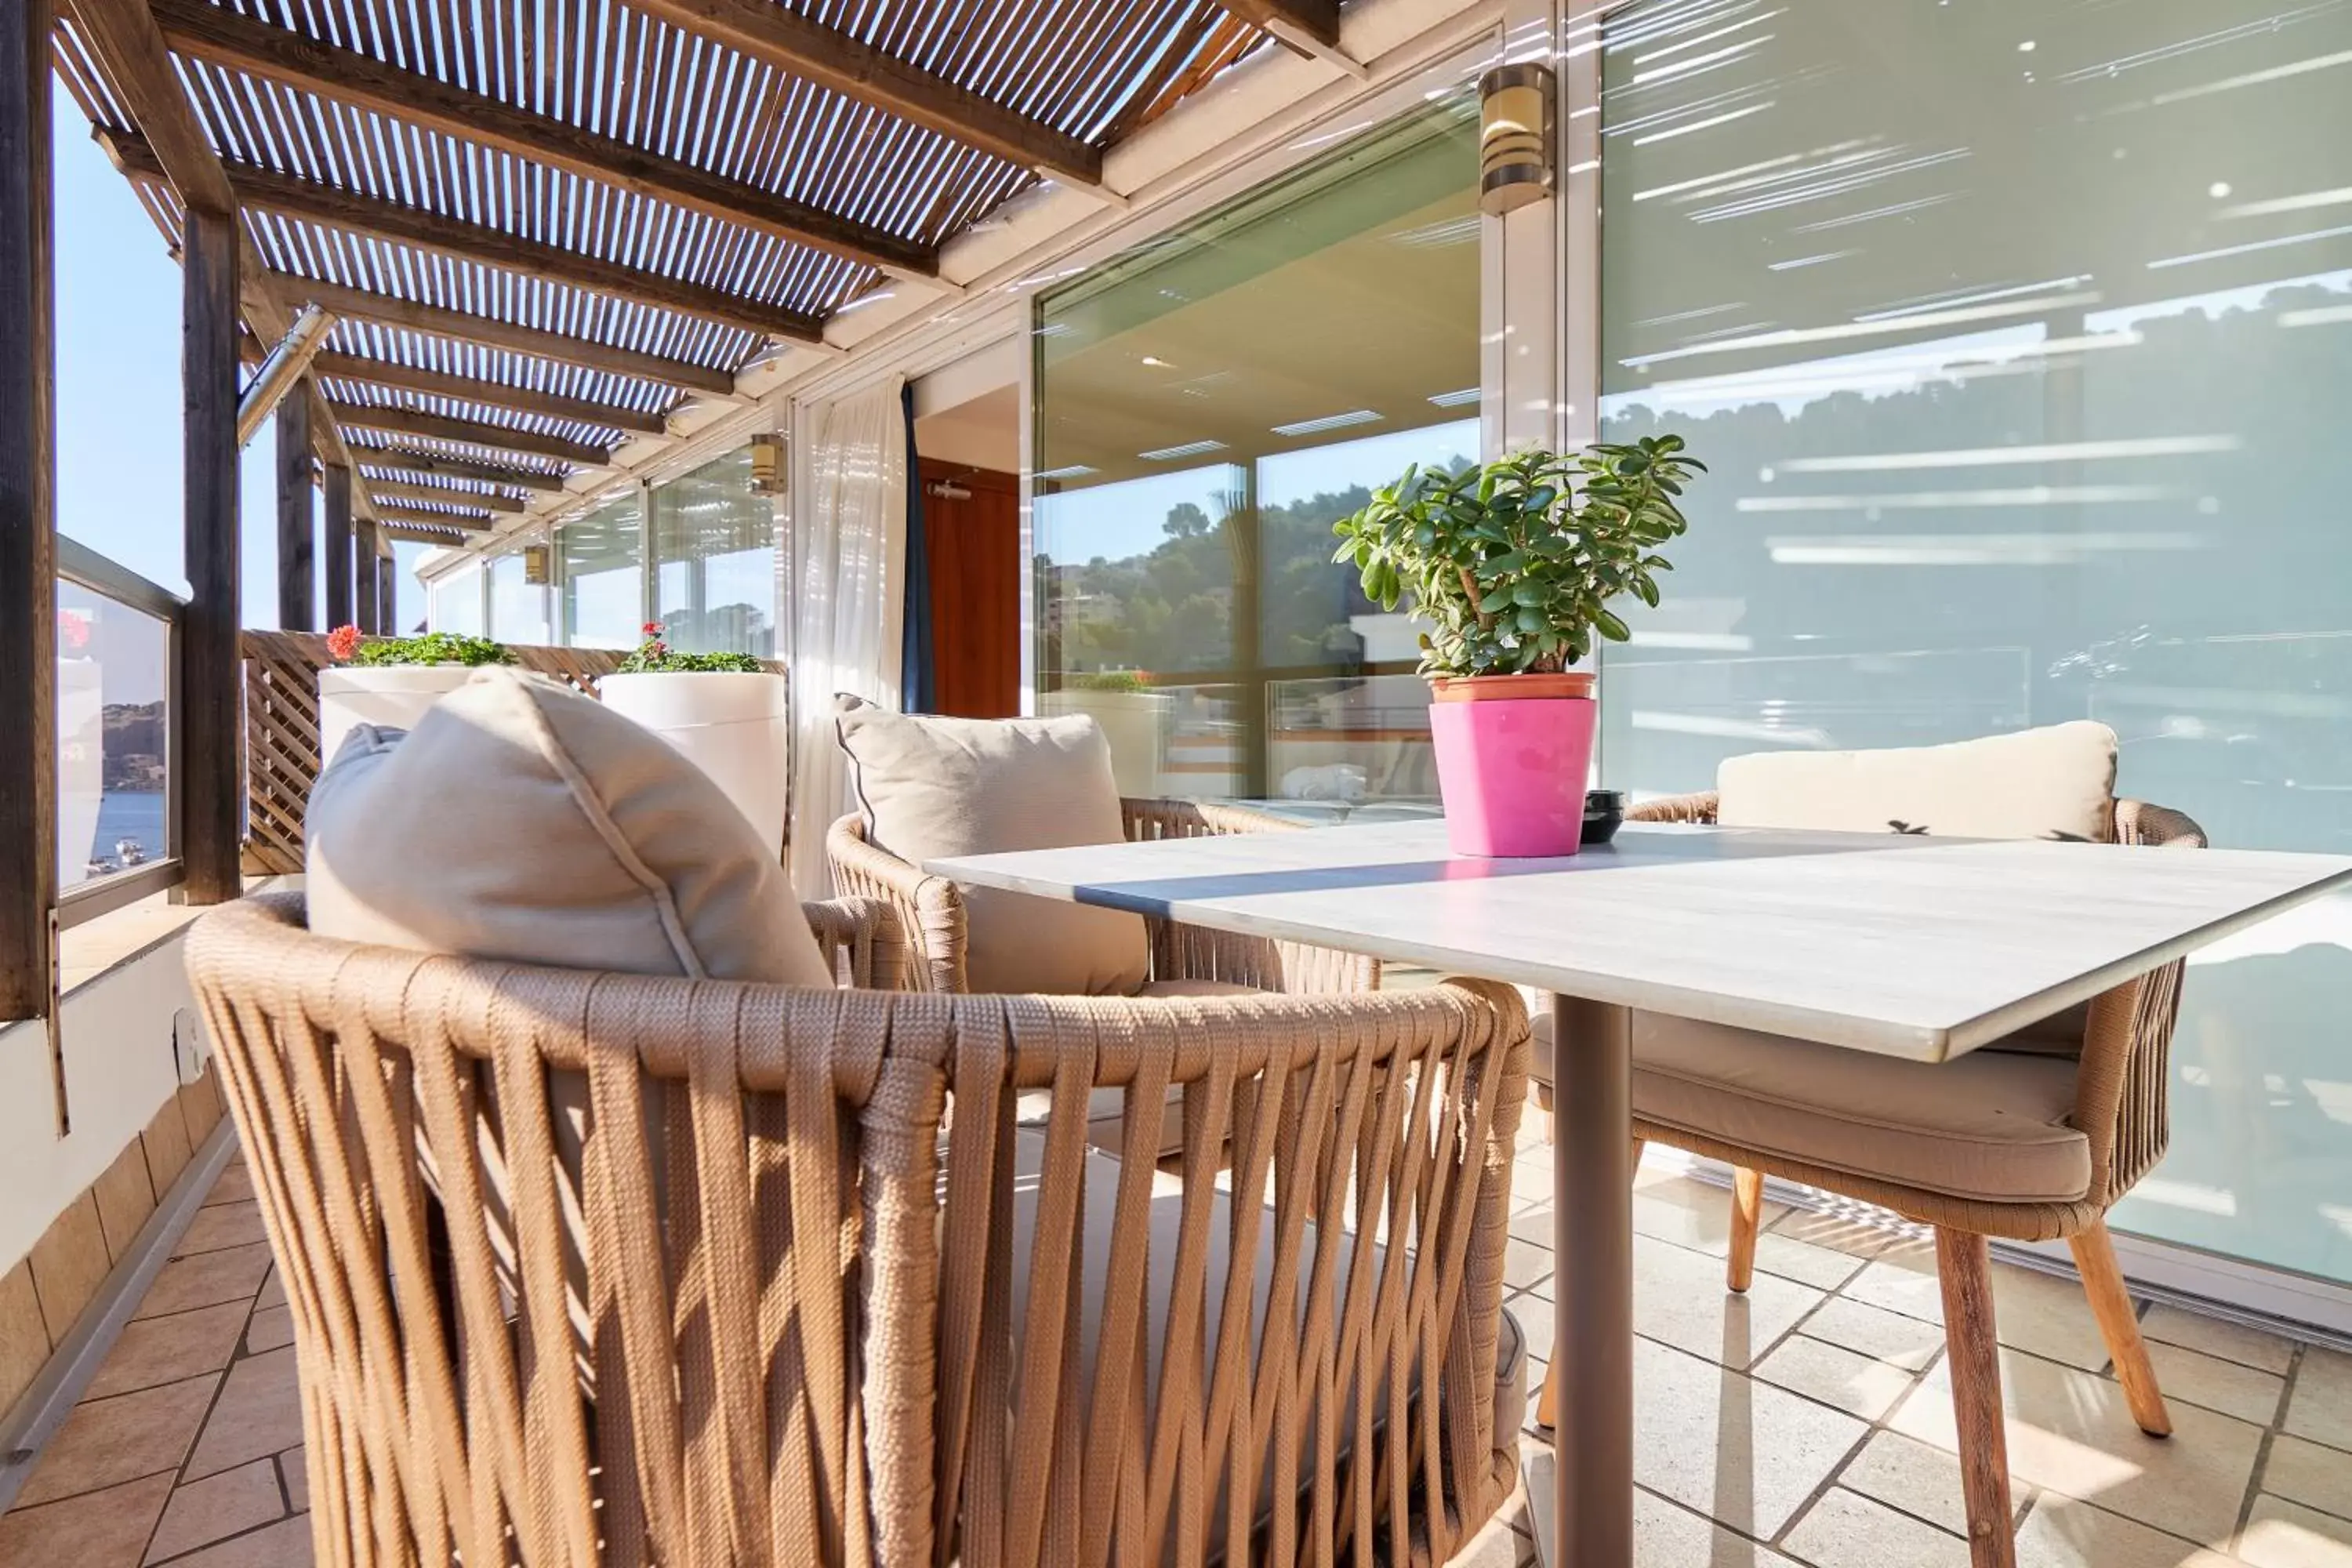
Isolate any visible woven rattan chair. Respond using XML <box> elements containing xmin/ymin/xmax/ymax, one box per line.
<box><xmin>1530</xmin><ymin>792</ymin><xmax>2203</xmax><ymax>1568</ymax></box>
<box><xmin>187</xmin><ymin>891</ymin><xmax>1528</xmax><ymax>1566</ymax></box>
<box><xmin>829</xmin><ymin>797</ymin><xmax>1381</xmax><ymax>997</ymax></box>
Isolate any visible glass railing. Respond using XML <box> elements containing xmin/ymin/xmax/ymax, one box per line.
<box><xmin>56</xmin><ymin>537</ymin><xmax>183</xmax><ymax>928</ymax></box>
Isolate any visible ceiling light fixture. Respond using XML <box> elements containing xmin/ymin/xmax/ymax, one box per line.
<box><xmin>1271</xmin><ymin>409</ymin><xmax>1382</xmax><ymax>437</ymax></box>
<box><xmin>1137</xmin><ymin>439</ymin><xmax>1229</xmax><ymax>462</ymax></box>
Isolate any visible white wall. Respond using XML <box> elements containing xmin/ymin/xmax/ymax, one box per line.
<box><xmin>0</xmin><ymin>935</ymin><xmax>205</xmax><ymax>1274</ymax></box>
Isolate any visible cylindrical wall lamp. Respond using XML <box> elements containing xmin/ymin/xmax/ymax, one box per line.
<box><xmin>1478</xmin><ymin>63</ymin><xmax>1556</xmax><ymax>216</ymax></box>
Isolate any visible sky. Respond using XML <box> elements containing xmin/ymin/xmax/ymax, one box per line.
<box><xmin>51</xmin><ymin>90</ymin><xmax>430</xmax><ymax>640</ymax></box>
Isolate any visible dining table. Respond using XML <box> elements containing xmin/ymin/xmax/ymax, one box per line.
<box><xmin>927</xmin><ymin>814</ymin><xmax>2352</xmax><ymax>1568</ymax></box>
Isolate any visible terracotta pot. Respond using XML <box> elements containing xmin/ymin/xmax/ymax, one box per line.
<box><xmin>1430</xmin><ymin>670</ymin><xmax>1595</xmax><ymax>703</ymax></box>
<box><xmin>1427</xmin><ymin>670</ymin><xmax>1597</xmax><ymax>858</ymax></box>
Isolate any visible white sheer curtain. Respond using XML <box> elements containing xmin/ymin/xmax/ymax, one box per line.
<box><xmin>787</xmin><ymin>374</ymin><xmax>907</xmax><ymax>892</ymax></box>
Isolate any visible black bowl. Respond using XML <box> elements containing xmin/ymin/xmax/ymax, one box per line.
<box><xmin>1581</xmin><ymin>789</ymin><xmax>1627</xmax><ymax>846</ymax></box>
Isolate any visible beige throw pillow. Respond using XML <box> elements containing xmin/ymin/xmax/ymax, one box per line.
<box><xmin>836</xmin><ymin>696</ymin><xmax>1151</xmax><ymax>996</ymax></box>
<box><xmin>1716</xmin><ymin>720</ymin><xmax>2118</xmax><ymax>844</ymax></box>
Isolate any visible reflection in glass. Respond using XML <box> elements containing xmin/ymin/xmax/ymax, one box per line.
<box><xmin>563</xmin><ymin>492</ymin><xmax>644</xmax><ymax>648</ymax></box>
<box><xmin>488</xmin><ymin>550</ymin><xmax>550</xmax><ymax>646</ymax></box>
<box><xmin>1033</xmin><ymin>97</ymin><xmax>1480</xmax><ymax>807</ymax></box>
<box><xmin>1597</xmin><ymin>0</ymin><xmax>2352</xmax><ymax>1280</ymax></box>
<box><xmin>427</xmin><ymin>564</ymin><xmax>484</xmax><ymax>636</ymax></box>
<box><xmin>652</xmin><ymin>448</ymin><xmax>777</xmax><ymax>658</ymax></box>
<box><xmin>56</xmin><ymin>582</ymin><xmax>170</xmax><ymax>888</ymax></box>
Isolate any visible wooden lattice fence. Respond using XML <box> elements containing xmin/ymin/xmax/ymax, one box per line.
<box><xmin>239</xmin><ymin>631</ymin><xmax>779</xmax><ymax>874</ymax></box>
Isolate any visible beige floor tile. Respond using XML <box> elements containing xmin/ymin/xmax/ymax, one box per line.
<box><xmin>172</xmin><ymin>1205</ymin><xmax>268</xmax><ymax>1261</ymax></box>
<box><xmin>14</xmin><ymin>1374</ymin><xmax>217</xmax><ymax>1508</ymax></box>
<box><xmin>1447</xmin><ymin>1479</ymin><xmax>1536</xmax><ymax>1568</ymax></box>
<box><xmin>2141</xmin><ymin>1305</ymin><xmax>2297</xmax><ymax>1375</ymax></box>
<box><xmin>1629</xmin><ymin>1174</ymin><xmax>1790</xmax><ymax>1260</ymax></box>
<box><xmin>0</xmin><ymin>1470</ymin><xmax>173</xmax><ymax>1568</ymax></box>
<box><xmin>1508</xmin><ymin>1205</ymin><xmax>1553</xmax><ymax>1249</ymax></box>
<box><xmin>2014</xmin><ymin>1494</ymin><xmax>2237</xmax><ymax>1568</ymax></box>
<box><xmin>1797</xmin><ymin>1296</ymin><xmax>1947</xmax><ymax>1372</ymax></box>
<box><xmin>144</xmin><ymin>1460</ymin><xmax>287</xmax><ymax>1564</ymax></box>
<box><xmin>243</xmin><ymin>1306</ymin><xmax>293</xmax><ymax>1356</ymax></box>
<box><xmin>1751</xmin><ymin>1335</ymin><xmax>1915</xmax><ymax>1421</ymax></box>
<box><xmin>1504</xmin><ymin>1238</ymin><xmax>1555</xmax><ymax>1297</ymax></box>
<box><xmin>1629</xmin><ymin>1235</ymin><xmax>1822</xmax><ymax>1372</ymax></box>
<box><xmin>2140</xmin><ymin>1339</ymin><xmax>2287</xmax><ymax>1425</ymax></box>
<box><xmin>1510</xmin><ymin>1157</ymin><xmax>1555</xmax><ymax>1209</ymax></box>
<box><xmin>1769</xmin><ymin>1207</ymin><xmax>1905</xmax><ymax>1261</ymax></box>
<box><xmin>2288</xmin><ymin>1349</ymin><xmax>2352</xmax><ymax>1453</ymax></box>
<box><xmin>93</xmin><ymin>1142</ymin><xmax>159</xmax><ymax>1262</ymax></box>
<box><xmin>30</xmin><ymin>1192</ymin><xmax>113</xmax><ymax>1345</ymax></box>
<box><xmin>1749</xmin><ymin>1232</ymin><xmax>1871</xmax><ymax>1294</ymax></box>
<box><xmin>1783</xmin><ymin>1488</ymin><xmax>1973</xmax><ymax>1568</ymax></box>
<box><xmin>133</xmin><ymin>1244</ymin><xmax>271</xmax><ymax>1322</ymax></box>
<box><xmin>253</xmin><ymin>1271</ymin><xmax>286</xmax><ymax>1312</ymax></box>
<box><xmin>1509</xmin><ymin>1290</ymin><xmax>1553</xmax><ymax>1363</ymax></box>
<box><xmin>184</xmin><ymin>1348</ymin><xmax>305</xmax><ymax>1483</ymax></box>
<box><xmin>1631</xmin><ymin>1336</ymin><xmax>1868</xmax><ymax>1541</ymax></box>
<box><xmin>1632</xmin><ymin>1486</ymin><xmax>1795</xmax><ymax>1566</ymax></box>
<box><xmin>1842</xmin><ymin>1250</ymin><xmax>2118</xmax><ymax>1373</ymax></box>
<box><xmin>278</xmin><ymin>1450</ymin><xmax>307</xmax><ymax>1515</ymax></box>
<box><xmin>2261</xmin><ymin>1435</ymin><xmax>2352</xmax><ymax>1523</ymax></box>
<box><xmin>2240</xmin><ymin>1496</ymin><xmax>2352</xmax><ymax>1568</ymax></box>
<box><xmin>201</xmin><ymin>1167</ymin><xmax>256</xmax><ymax>1210</ymax></box>
<box><xmin>83</xmin><ymin>1302</ymin><xmax>250</xmax><ymax>1401</ymax></box>
<box><xmin>148</xmin><ymin>1515</ymin><xmax>312</xmax><ymax>1567</ymax></box>
<box><xmin>1889</xmin><ymin>1345</ymin><xmax>2263</xmax><ymax>1544</ymax></box>
<box><xmin>1837</xmin><ymin>1428</ymin><xmax>2009</xmax><ymax>1540</ymax></box>
<box><xmin>0</xmin><ymin>1261</ymin><xmax>51</xmax><ymax>1414</ymax></box>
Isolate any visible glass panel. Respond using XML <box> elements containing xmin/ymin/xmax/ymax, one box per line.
<box><xmin>488</xmin><ymin>551</ymin><xmax>549</xmax><ymax>646</ymax></box>
<box><xmin>651</xmin><ymin>448</ymin><xmax>778</xmax><ymax>657</ymax></box>
<box><xmin>1033</xmin><ymin>97</ymin><xmax>1480</xmax><ymax>809</ymax></box>
<box><xmin>1598</xmin><ymin>0</ymin><xmax>2352</xmax><ymax>1281</ymax></box>
<box><xmin>427</xmin><ymin>564</ymin><xmax>483</xmax><ymax>636</ymax></box>
<box><xmin>562</xmin><ymin>492</ymin><xmax>644</xmax><ymax>648</ymax></box>
<box><xmin>56</xmin><ymin>582</ymin><xmax>170</xmax><ymax>889</ymax></box>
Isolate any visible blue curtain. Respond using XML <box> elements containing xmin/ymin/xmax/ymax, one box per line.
<box><xmin>899</xmin><ymin>383</ymin><xmax>935</xmax><ymax>713</ymax></box>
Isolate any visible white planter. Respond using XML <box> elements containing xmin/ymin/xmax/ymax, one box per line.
<box><xmin>597</xmin><ymin>671</ymin><xmax>791</xmax><ymax>852</ymax></box>
<box><xmin>317</xmin><ymin>665</ymin><xmax>478</xmax><ymax>771</ymax></box>
<box><xmin>1041</xmin><ymin>688</ymin><xmax>1168</xmax><ymax>797</ymax></box>
<box><xmin>58</xmin><ymin>658</ymin><xmax>103</xmax><ymax>886</ymax></box>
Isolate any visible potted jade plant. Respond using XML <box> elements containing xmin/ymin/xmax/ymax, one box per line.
<box><xmin>1040</xmin><ymin>669</ymin><xmax>1167</xmax><ymax>796</ymax></box>
<box><xmin>597</xmin><ymin>622</ymin><xmax>789</xmax><ymax>851</ymax></box>
<box><xmin>317</xmin><ymin>626</ymin><xmax>514</xmax><ymax>769</ymax></box>
<box><xmin>1332</xmin><ymin>436</ymin><xmax>1704</xmax><ymax>857</ymax></box>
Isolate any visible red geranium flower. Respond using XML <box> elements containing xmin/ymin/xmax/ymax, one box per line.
<box><xmin>56</xmin><ymin>609</ymin><xmax>91</xmax><ymax>652</ymax></box>
<box><xmin>326</xmin><ymin>623</ymin><xmax>363</xmax><ymax>662</ymax></box>
<box><xmin>642</xmin><ymin>622</ymin><xmax>663</xmax><ymax>636</ymax></box>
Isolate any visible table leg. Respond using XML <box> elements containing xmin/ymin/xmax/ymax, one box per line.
<box><xmin>1541</xmin><ymin>993</ymin><xmax>1634</xmax><ymax>1567</ymax></box>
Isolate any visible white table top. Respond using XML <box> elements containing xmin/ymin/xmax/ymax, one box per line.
<box><xmin>927</xmin><ymin>818</ymin><xmax>2352</xmax><ymax>1062</ymax></box>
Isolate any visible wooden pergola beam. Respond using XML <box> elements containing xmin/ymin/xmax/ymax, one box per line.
<box><xmin>109</xmin><ymin>134</ymin><xmax>824</xmax><ymax>344</ymax></box>
<box><xmin>330</xmin><ymin>402</ymin><xmax>609</xmax><ymax>467</ymax></box>
<box><xmin>151</xmin><ymin>0</ymin><xmax>938</xmax><ymax>283</ymax></box>
<box><xmin>278</xmin><ymin>275</ymin><xmax>737</xmax><ymax>397</ymax></box>
<box><xmin>307</xmin><ymin>354</ymin><xmax>670</xmax><ymax>437</ymax></box>
<box><xmin>365</xmin><ymin>479</ymin><xmax>527</xmax><ymax>514</ymax></box>
<box><xmin>1218</xmin><ymin>0</ymin><xmax>1343</xmax><ymax>48</ymax></box>
<box><xmin>628</xmin><ymin>0</ymin><xmax>1102</xmax><ymax>188</ymax></box>
<box><xmin>372</xmin><ymin>506</ymin><xmax>496</xmax><ymax>532</ymax></box>
<box><xmin>350</xmin><ymin>445</ymin><xmax>568</xmax><ymax>494</ymax></box>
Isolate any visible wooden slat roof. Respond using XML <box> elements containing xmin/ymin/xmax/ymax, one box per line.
<box><xmin>52</xmin><ymin>0</ymin><xmax>1290</xmax><ymax>524</ymax></box>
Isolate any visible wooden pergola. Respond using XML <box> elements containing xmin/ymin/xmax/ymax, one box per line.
<box><xmin>0</xmin><ymin>0</ymin><xmax>1352</xmax><ymax>1026</ymax></box>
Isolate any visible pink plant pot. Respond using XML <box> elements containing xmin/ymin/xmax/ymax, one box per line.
<box><xmin>1428</xmin><ymin>694</ymin><xmax>1597</xmax><ymax>858</ymax></box>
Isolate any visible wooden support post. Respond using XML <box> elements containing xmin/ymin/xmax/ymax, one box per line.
<box><xmin>181</xmin><ymin>207</ymin><xmax>243</xmax><ymax>905</ymax></box>
<box><xmin>0</xmin><ymin>0</ymin><xmax>57</xmax><ymax>1022</ymax></box>
<box><xmin>322</xmin><ymin>461</ymin><xmax>352</xmax><ymax>629</ymax></box>
<box><xmin>377</xmin><ymin>554</ymin><xmax>397</xmax><ymax>632</ymax></box>
<box><xmin>354</xmin><ymin>513</ymin><xmax>380</xmax><ymax>632</ymax></box>
<box><xmin>276</xmin><ymin>392</ymin><xmax>314</xmax><ymax>630</ymax></box>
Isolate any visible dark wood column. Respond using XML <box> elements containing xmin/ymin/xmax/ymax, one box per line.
<box><xmin>275</xmin><ymin>391</ymin><xmax>314</xmax><ymax>630</ymax></box>
<box><xmin>0</xmin><ymin>0</ymin><xmax>56</xmax><ymax>1019</ymax></box>
<box><xmin>354</xmin><ymin>514</ymin><xmax>380</xmax><ymax>632</ymax></box>
<box><xmin>182</xmin><ymin>207</ymin><xmax>244</xmax><ymax>904</ymax></box>
<box><xmin>379</xmin><ymin>554</ymin><xmax>397</xmax><ymax>631</ymax></box>
<box><xmin>321</xmin><ymin>460</ymin><xmax>352</xmax><ymax>627</ymax></box>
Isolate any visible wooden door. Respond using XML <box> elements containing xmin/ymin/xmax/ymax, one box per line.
<box><xmin>921</xmin><ymin>459</ymin><xmax>1020</xmax><ymax>718</ymax></box>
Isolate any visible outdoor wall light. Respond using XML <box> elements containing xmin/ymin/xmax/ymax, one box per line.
<box><xmin>749</xmin><ymin>431</ymin><xmax>784</xmax><ymax>495</ymax></box>
<box><xmin>1478</xmin><ymin>63</ymin><xmax>1555</xmax><ymax>216</ymax></box>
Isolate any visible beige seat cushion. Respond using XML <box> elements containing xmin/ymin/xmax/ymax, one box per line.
<box><xmin>1531</xmin><ymin>1013</ymin><xmax>2089</xmax><ymax>1204</ymax></box>
<box><xmin>1715</xmin><ymin>720</ymin><xmax>2118</xmax><ymax>844</ymax></box>
<box><xmin>1004</xmin><ymin>1134</ymin><xmax>1523</xmax><ymax>1557</ymax></box>
<box><xmin>307</xmin><ymin>668</ymin><xmax>834</xmax><ymax>1388</ymax></box>
<box><xmin>837</xmin><ymin>696</ymin><xmax>1150</xmax><ymax>996</ymax></box>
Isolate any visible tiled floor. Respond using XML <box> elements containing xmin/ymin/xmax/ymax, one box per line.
<box><xmin>0</xmin><ymin>1154</ymin><xmax>308</xmax><ymax>1566</ymax></box>
<box><xmin>5</xmin><ymin>1136</ymin><xmax>2349</xmax><ymax>1566</ymax></box>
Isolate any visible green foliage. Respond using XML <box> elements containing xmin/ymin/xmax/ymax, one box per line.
<box><xmin>616</xmin><ymin>647</ymin><xmax>766</xmax><ymax>674</ymax></box>
<box><xmin>1067</xmin><ymin>669</ymin><xmax>1152</xmax><ymax>692</ymax></box>
<box><xmin>1330</xmin><ymin>437</ymin><xmax>1705</xmax><ymax>677</ymax></box>
<box><xmin>347</xmin><ymin>633</ymin><xmax>516</xmax><ymax>668</ymax></box>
